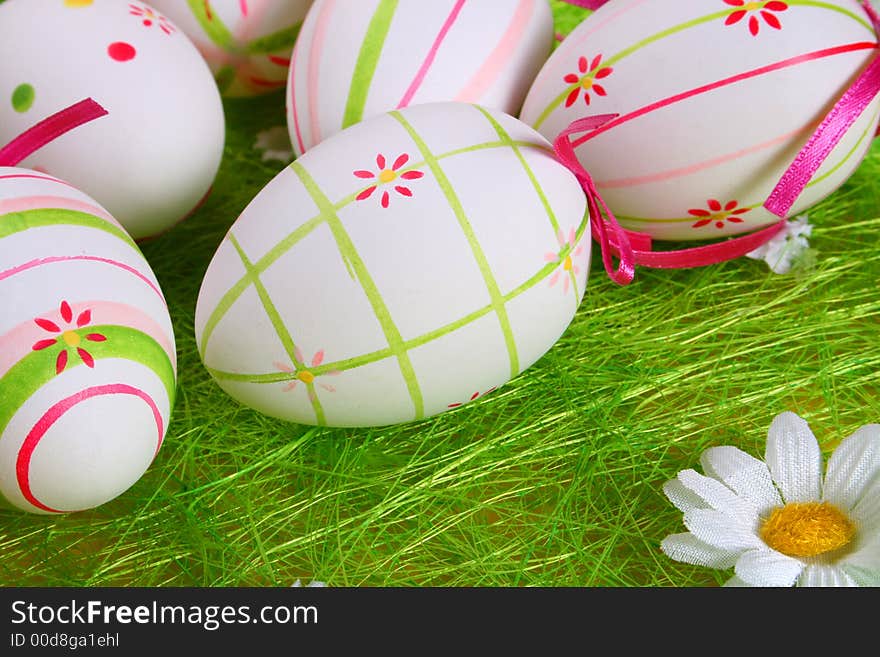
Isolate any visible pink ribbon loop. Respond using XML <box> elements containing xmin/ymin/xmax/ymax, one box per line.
<box><xmin>0</xmin><ymin>98</ymin><xmax>108</xmax><ymax>168</ymax></box>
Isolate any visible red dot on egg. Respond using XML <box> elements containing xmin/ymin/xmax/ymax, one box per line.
<box><xmin>108</xmin><ymin>42</ymin><xmax>136</xmax><ymax>62</ymax></box>
<box><xmin>143</xmin><ymin>19</ymin><xmax>152</xmax><ymax>26</ymax></box>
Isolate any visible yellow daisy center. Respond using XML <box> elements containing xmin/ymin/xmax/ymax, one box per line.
<box><xmin>62</xmin><ymin>331</ymin><xmax>81</xmax><ymax>348</ymax></box>
<box><xmin>563</xmin><ymin>255</ymin><xmax>573</xmax><ymax>271</ymax></box>
<box><xmin>580</xmin><ymin>77</ymin><xmax>594</xmax><ymax>90</ymax></box>
<box><xmin>297</xmin><ymin>370</ymin><xmax>315</xmax><ymax>384</ymax></box>
<box><xmin>378</xmin><ymin>169</ymin><xmax>397</xmax><ymax>184</ymax></box>
<box><xmin>760</xmin><ymin>501</ymin><xmax>856</xmax><ymax>558</ymax></box>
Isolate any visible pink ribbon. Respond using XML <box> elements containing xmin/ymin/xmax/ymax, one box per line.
<box><xmin>0</xmin><ymin>98</ymin><xmax>108</xmax><ymax>167</ymax></box>
<box><xmin>553</xmin><ymin>0</ymin><xmax>880</xmax><ymax>285</ymax></box>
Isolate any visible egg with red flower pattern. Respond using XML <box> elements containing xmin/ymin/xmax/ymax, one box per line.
<box><xmin>0</xmin><ymin>167</ymin><xmax>176</xmax><ymax>514</ymax></box>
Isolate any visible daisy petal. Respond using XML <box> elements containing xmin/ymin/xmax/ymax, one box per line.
<box><xmin>762</xmin><ymin>10</ymin><xmax>782</xmax><ymax>30</ymax></box>
<box><xmin>840</xmin><ymin>530</ymin><xmax>880</xmax><ymax>573</ymax></box>
<box><xmin>662</xmin><ymin>478</ymin><xmax>708</xmax><ymax>514</ymax></box>
<box><xmin>395</xmin><ymin>186</ymin><xmax>412</xmax><ymax>197</ymax></box>
<box><xmin>312</xmin><ymin>350</ymin><xmax>324</xmax><ymax>367</ymax></box>
<box><xmin>565</xmin><ymin>88</ymin><xmax>580</xmax><ymax>108</ymax></box>
<box><xmin>401</xmin><ymin>170</ymin><xmax>424</xmax><ymax>180</ymax></box>
<box><xmin>60</xmin><ymin>301</ymin><xmax>72</xmax><ymax>323</ymax></box>
<box><xmin>376</xmin><ymin>154</ymin><xmax>386</xmax><ymax>169</ymax></box>
<box><xmin>356</xmin><ymin>186</ymin><xmax>377</xmax><ymax>201</ymax></box>
<box><xmin>841</xmin><ymin>566</ymin><xmax>880</xmax><ymax>587</ymax></box>
<box><xmin>35</xmin><ymin>318</ymin><xmax>61</xmax><ymax>332</ymax></box>
<box><xmin>676</xmin><ymin>469</ymin><xmax>759</xmax><ymax>523</ymax></box>
<box><xmin>354</xmin><ymin>170</ymin><xmax>375</xmax><ymax>179</ymax></box>
<box><xmin>734</xmin><ymin>548</ymin><xmax>803</xmax><ymax>587</ymax></box>
<box><xmin>797</xmin><ymin>564</ymin><xmax>858</xmax><ymax>587</ymax></box>
<box><xmin>76</xmin><ymin>310</ymin><xmax>91</xmax><ymax>327</ymax></box>
<box><xmin>722</xmin><ymin>575</ymin><xmax>751</xmax><ymax>587</ymax></box>
<box><xmin>822</xmin><ymin>423</ymin><xmax>880</xmax><ymax>511</ymax></box>
<box><xmin>32</xmin><ymin>339</ymin><xmax>58</xmax><ymax>351</ymax></box>
<box><xmin>564</xmin><ymin>73</ymin><xmax>579</xmax><ymax>84</ymax></box>
<box><xmin>850</xmin><ymin>477</ymin><xmax>880</xmax><ymax>534</ymax></box>
<box><xmin>55</xmin><ymin>350</ymin><xmax>68</xmax><ymax>375</ymax></box>
<box><xmin>725</xmin><ymin>10</ymin><xmax>746</xmax><ymax>25</ymax></box>
<box><xmin>701</xmin><ymin>445</ymin><xmax>782</xmax><ymax>512</ymax></box>
<box><xmin>765</xmin><ymin>411</ymin><xmax>822</xmax><ymax>503</ymax></box>
<box><xmin>77</xmin><ymin>348</ymin><xmax>94</xmax><ymax>368</ymax></box>
<box><xmin>392</xmin><ymin>153</ymin><xmax>409</xmax><ymax>170</ymax></box>
<box><xmin>660</xmin><ymin>532</ymin><xmax>740</xmax><ymax>569</ymax></box>
<box><xmin>683</xmin><ymin>508</ymin><xmax>763</xmax><ymax>552</ymax></box>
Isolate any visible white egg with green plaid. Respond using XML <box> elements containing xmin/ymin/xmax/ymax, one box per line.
<box><xmin>195</xmin><ymin>102</ymin><xmax>589</xmax><ymax>427</ymax></box>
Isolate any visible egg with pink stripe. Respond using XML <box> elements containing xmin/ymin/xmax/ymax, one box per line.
<box><xmin>0</xmin><ymin>0</ymin><xmax>225</xmax><ymax>241</ymax></box>
<box><xmin>148</xmin><ymin>0</ymin><xmax>314</xmax><ymax>97</ymax></box>
<box><xmin>520</xmin><ymin>0</ymin><xmax>880</xmax><ymax>241</ymax></box>
<box><xmin>0</xmin><ymin>167</ymin><xmax>177</xmax><ymax>514</ymax></box>
<box><xmin>287</xmin><ymin>0</ymin><xmax>554</xmax><ymax>157</ymax></box>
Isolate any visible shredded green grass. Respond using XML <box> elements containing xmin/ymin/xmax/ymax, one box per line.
<box><xmin>2</xmin><ymin>2</ymin><xmax>880</xmax><ymax>587</ymax></box>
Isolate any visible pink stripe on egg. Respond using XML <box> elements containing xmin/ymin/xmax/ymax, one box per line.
<box><xmin>0</xmin><ymin>195</ymin><xmax>116</xmax><ymax>223</ymax></box>
<box><xmin>289</xmin><ymin>33</ymin><xmax>307</xmax><ymax>154</ymax></box>
<box><xmin>0</xmin><ymin>300</ymin><xmax>175</xmax><ymax>379</ymax></box>
<box><xmin>397</xmin><ymin>0</ymin><xmax>467</xmax><ymax>108</ymax></box>
<box><xmin>455</xmin><ymin>0</ymin><xmax>534</xmax><ymax>103</ymax></box>
<box><xmin>16</xmin><ymin>384</ymin><xmax>164</xmax><ymax>514</ymax></box>
<box><xmin>0</xmin><ymin>173</ymin><xmax>77</xmax><ymax>189</ymax></box>
<box><xmin>307</xmin><ymin>0</ymin><xmax>337</xmax><ymax>148</ymax></box>
<box><xmin>595</xmin><ymin>125</ymin><xmax>809</xmax><ymax>189</ymax></box>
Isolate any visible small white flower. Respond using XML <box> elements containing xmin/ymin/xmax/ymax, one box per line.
<box><xmin>745</xmin><ymin>214</ymin><xmax>812</xmax><ymax>274</ymax></box>
<box><xmin>661</xmin><ymin>411</ymin><xmax>880</xmax><ymax>587</ymax></box>
<box><xmin>254</xmin><ymin>126</ymin><xmax>294</xmax><ymax>163</ymax></box>
<box><xmin>291</xmin><ymin>579</ymin><xmax>327</xmax><ymax>587</ymax></box>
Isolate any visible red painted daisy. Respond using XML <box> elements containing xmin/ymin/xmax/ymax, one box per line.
<box><xmin>129</xmin><ymin>3</ymin><xmax>175</xmax><ymax>35</ymax></box>
<box><xmin>448</xmin><ymin>387</ymin><xmax>497</xmax><ymax>409</ymax></box>
<box><xmin>564</xmin><ymin>54</ymin><xmax>612</xmax><ymax>108</ymax></box>
<box><xmin>688</xmin><ymin>199</ymin><xmax>752</xmax><ymax>229</ymax></box>
<box><xmin>31</xmin><ymin>301</ymin><xmax>107</xmax><ymax>375</ymax></box>
<box><xmin>354</xmin><ymin>153</ymin><xmax>424</xmax><ymax>209</ymax></box>
<box><xmin>544</xmin><ymin>227</ymin><xmax>585</xmax><ymax>294</ymax></box>
<box><xmin>723</xmin><ymin>1</ymin><xmax>788</xmax><ymax>36</ymax></box>
<box><xmin>274</xmin><ymin>348</ymin><xmax>340</xmax><ymax>401</ymax></box>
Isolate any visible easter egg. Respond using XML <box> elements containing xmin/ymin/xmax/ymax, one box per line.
<box><xmin>519</xmin><ymin>0</ymin><xmax>880</xmax><ymax>241</ymax></box>
<box><xmin>196</xmin><ymin>101</ymin><xmax>589</xmax><ymax>428</ymax></box>
<box><xmin>0</xmin><ymin>0</ymin><xmax>225</xmax><ymax>241</ymax></box>
<box><xmin>0</xmin><ymin>167</ymin><xmax>177</xmax><ymax>514</ymax></box>
<box><xmin>287</xmin><ymin>0</ymin><xmax>555</xmax><ymax>156</ymax></box>
<box><xmin>147</xmin><ymin>0</ymin><xmax>314</xmax><ymax>97</ymax></box>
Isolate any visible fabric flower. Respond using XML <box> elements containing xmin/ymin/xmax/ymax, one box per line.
<box><xmin>661</xmin><ymin>411</ymin><xmax>880</xmax><ymax>586</ymax></box>
<box><xmin>31</xmin><ymin>300</ymin><xmax>107</xmax><ymax>375</ymax></box>
<box><xmin>745</xmin><ymin>214</ymin><xmax>812</xmax><ymax>274</ymax></box>
<box><xmin>563</xmin><ymin>54</ymin><xmax>612</xmax><ymax>108</ymax></box>
<box><xmin>723</xmin><ymin>1</ymin><xmax>788</xmax><ymax>36</ymax></box>
<box><xmin>254</xmin><ymin>126</ymin><xmax>294</xmax><ymax>163</ymax></box>
<box><xmin>291</xmin><ymin>579</ymin><xmax>326</xmax><ymax>587</ymax></box>
<box><xmin>354</xmin><ymin>153</ymin><xmax>424</xmax><ymax>209</ymax></box>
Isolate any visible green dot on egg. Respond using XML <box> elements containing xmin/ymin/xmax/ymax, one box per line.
<box><xmin>11</xmin><ymin>83</ymin><xmax>35</xmax><ymax>113</ymax></box>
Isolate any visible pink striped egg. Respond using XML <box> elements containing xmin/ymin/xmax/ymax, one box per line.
<box><xmin>0</xmin><ymin>0</ymin><xmax>225</xmax><ymax>241</ymax></box>
<box><xmin>196</xmin><ymin>102</ymin><xmax>589</xmax><ymax>428</ymax></box>
<box><xmin>520</xmin><ymin>0</ymin><xmax>880</xmax><ymax>241</ymax></box>
<box><xmin>0</xmin><ymin>168</ymin><xmax>176</xmax><ymax>514</ymax></box>
<box><xmin>148</xmin><ymin>0</ymin><xmax>314</xmax><ymax>97</ymax></box>
<box><xmin>287</xmin><ymin>0</ymin><xmax>554</xmax><ymax>157</ymax></box>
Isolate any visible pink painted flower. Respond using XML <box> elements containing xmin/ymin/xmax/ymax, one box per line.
<box><xmin>274</xmin><ymin>348</ymin><xmax>341</xmax><ymax>401</ymax></box>
<box><xmin>31</xmin><ymin>300</ymin><xmax>107</xmax><ymax>375</ymax></box>
<box><xmin>563</xmin><ymin>54</ymin><xmax>612</xmax><ymax>108</ymax></box>
<box><xmin>688</xmin><ymin>199</ymin><xmax>752</xmax><ymax>229</ymax></box>
<box><xmin>354</xmin><ymin>153</ymin><xmax>424</xmax><ymax>209</ymax></box>
<box><xmin>129</xmin><ymin>3</ymin><xmax>175</xmax><ymax>35</ymax></box>
<box><xmin>723</xmin><ymin>1</ymin><xmax>788</xmax><ymax>36</ymax></box>
<box><xmin>448</xmin><ymin>387</ymin><xmax>497</xmax><ymax>409</ymax></box>
<box><xmin>544</xmin><ymin>228</ymin><xmax>585</xmax><ymax>293</ymax></box>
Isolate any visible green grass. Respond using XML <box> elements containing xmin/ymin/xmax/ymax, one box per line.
<box><xmin>2</xmin><ymin>1</ymin><xmax>879</xmax><ymax>588</ymax></box>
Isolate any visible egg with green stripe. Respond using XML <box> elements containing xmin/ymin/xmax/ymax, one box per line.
<box><xmin>0</xmin><ymin>167</ymin><xmax>177</xmax><ymax>514</ymax></box>
<box><xmin>196</xmin><ymin>101</ymin><xmax>589</xmax><ymax>428</ymax></box>
<box><xmin>520</xmin><ymin>0</ymin><xmax>880</xmax><ymax>241</ymax></box>
<box><xmin>148</xmin><ymin>0</ymin><xmax>313</xmax><ymax>97</ymax></box>
<box><xmin>287</xmin><ymin>0</ymin><xmax>554</xmax><ymax>157</ymax></box>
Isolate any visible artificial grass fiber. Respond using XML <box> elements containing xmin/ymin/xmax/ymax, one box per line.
<box><xmin>3</xmin><ymin>1</ymin><xmax>880</xmax><ymax>588</ymax></box>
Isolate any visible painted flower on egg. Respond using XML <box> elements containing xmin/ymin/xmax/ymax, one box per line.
<box><xmin>354</xmin><ymin>153</ymin><xmax>425</xmax><ymax>209</ymax></box>
<box><xmin>31</xmin><ymin>300</ymin><xmax>107</xmax><ymax>375</ymax></box>
<box><xmin>563</xmin><ymin>54</ymin><xmax>612</xmax><ymax>108</ymax></box>
<box><xmin>723</xmin><ymin>0</ymin><xmax>789</xmax><ymax>36</ymax></box>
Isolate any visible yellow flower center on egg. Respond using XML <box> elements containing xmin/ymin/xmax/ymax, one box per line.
<box><xmin>297</xmin><ymin>370</ymin><xmax>316</xmax><ymax>384</ymax></box>
<box><xmin>744</xmin><ymin>1</ymin><xmax>761</xmax><ymax>10</ymax></box>
<box><xmin>580</xmin><ymin>77</ymin><xmax>594</xmax><ymax>91</ymax></box>
<box><xmin>563</xmin><ymin>255</ymin><xmax>573</xmax><ymax>271</ymax></box>
<box><xmin>379</xmin><ymin>169</ymin><xmax>397</xmax><ymax>184</ymax></box>
<box><xmin>64</xmin><ymin>0</ymin><xmax>94</xmax><ymax>7</ymax></box>
<box><xmin>62</xmin><ymin>331</ymin><xmax>81</xmax><ymax>348</ymax></box>
<box><xmin>760</xmin><ymin>501</ymin><xmax>856</xmax><ymax>558</ymax></box>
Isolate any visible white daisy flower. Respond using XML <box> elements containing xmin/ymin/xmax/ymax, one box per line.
<box><xmin>661</xmin><ymin>411</ymin><xmax>880</xmax><ymax>587</ymax></box>
<box><xmin>254</xmin><ymin>126</ymin><xmax>294</xmax><ymax>163</ymax></box>
<box><xmin>745</xmin><ymin>214</ymin><xmax>812</xmax><ymax>275</ymax></box>
<box><xmin>291</xmin><ymin>579</ymin><xmax>327</xmax><ymax>587</ymax></box>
